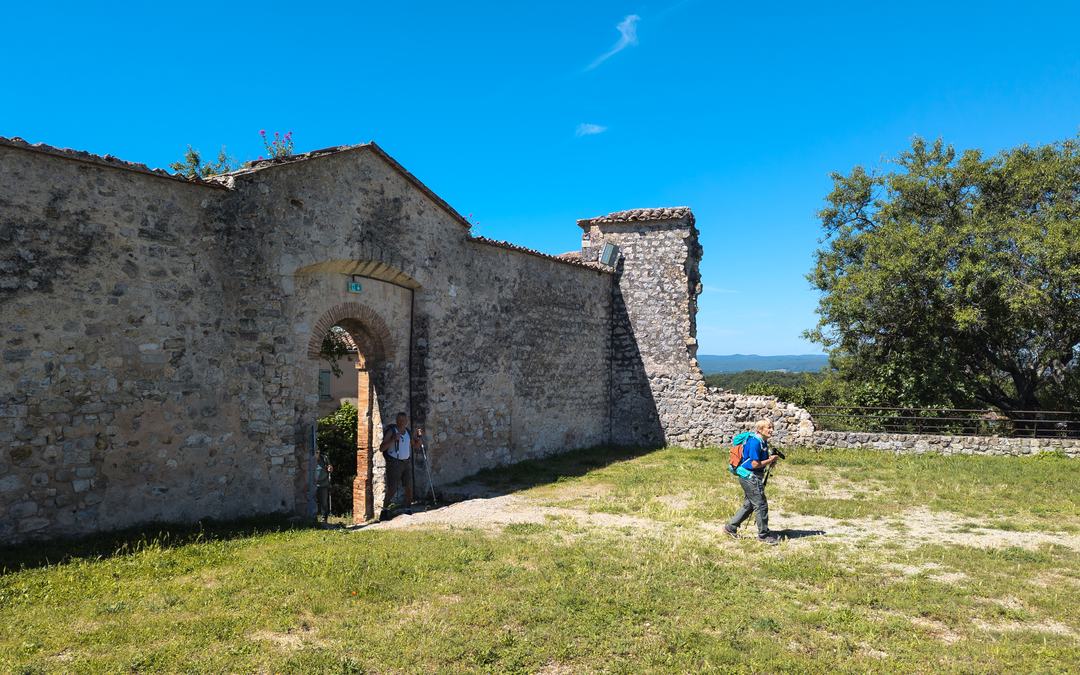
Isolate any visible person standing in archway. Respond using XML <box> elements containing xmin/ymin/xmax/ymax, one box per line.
<box><xmin>379</xmin><ymin>412</ymin><xmax>422</xmax><ymax>515</ymax></box>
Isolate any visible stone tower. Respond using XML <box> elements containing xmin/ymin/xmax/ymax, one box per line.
<box><xmin>577</xmin><ymin>207</ymin><xmax>707</xmax><ymax>447</ymax></box>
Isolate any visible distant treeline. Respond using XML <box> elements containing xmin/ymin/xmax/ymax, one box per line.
<box><xmin>703</xmin><ymin>368</ymin><xmax>879</xmax><ymax>412</ymax></box>
<box><xmin>698</xmin><ymin>354</ymin><xmax>828</xmax><ymax>374</ymax></box>
<box><xmin>704</xmin><ymin>370</ymin><xmax>824</xmax><ymax>393</ymax></box>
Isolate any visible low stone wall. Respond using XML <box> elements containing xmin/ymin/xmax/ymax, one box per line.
<box><xmin>809</xmin><ymin>430</ymin><xmax>1080</xmax><ymax>457</ymax></box>
<box><xmin>679</xmin><ymin>389</ymin><xmax>1080</xmax><ymax>460</ymax></box>
<box><xmin>675</xmin><ymin>388</ymin><xmax>815</xmax><ymax>448</ymax></box>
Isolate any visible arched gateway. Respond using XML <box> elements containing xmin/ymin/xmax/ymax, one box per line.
<box><xmin>307</xmin><ymin>302</ymin><xmax>396</xmax><ymax>522</ymax></box>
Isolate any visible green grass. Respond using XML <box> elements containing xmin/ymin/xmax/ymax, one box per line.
<box><xmin>2</xmin><ymin>447</ymin><xmax>1079</xmax><ymax>673</ymax></box>
<box><xmin>512</xmin><ymin>446</ymin><xmax>1080</xmax><ymax>532</ymax></box>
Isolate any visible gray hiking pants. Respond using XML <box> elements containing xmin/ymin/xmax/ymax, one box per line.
<box><xmin>384</xmin><ymin>456</ymin><xmax>414</xmax><ymax>509</ymax></box>
<box><xmin>729</xmin><ymin>474</ymin><xmax>769</xmax><ymax>537</ymax></box>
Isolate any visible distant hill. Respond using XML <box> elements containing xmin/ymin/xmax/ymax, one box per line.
<box><xmin>697</xmin><ymin>354</ymin><xmax>829</xmax><ymax>374</ymax></box>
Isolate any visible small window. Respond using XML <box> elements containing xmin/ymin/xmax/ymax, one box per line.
<box><xmin>318</xmin><ymin>370</ymin><xmax>332</xmax><ymax>400</ymax></box>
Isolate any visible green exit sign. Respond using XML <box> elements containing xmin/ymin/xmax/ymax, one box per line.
<box><xmin>348</xmin><ymin>281</ymin><xmax>362</xmax><ymax>293</ymax></box>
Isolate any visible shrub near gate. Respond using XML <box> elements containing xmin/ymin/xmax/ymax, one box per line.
<box><xmin>317</xmin><ymin>403</ymin><xmax>357</xmax><ymax>515</ymax></box>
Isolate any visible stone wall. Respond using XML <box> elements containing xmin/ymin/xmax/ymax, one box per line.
<box><xmin>809</xmin><ymin>430</ymin><xmax>1080</xmax><ymax>457</ymax></box>
<box><xmin>426</xmin><ymin>239</ymin><xmax>611</xmax><ymax>482</ymax></box>
<box><xmin>0</xmin><ymin>141</ymin><xmax>301</xmax><ymax>542</ymax></box>
<box><xmin>215</xmin><ymin>146</ymin><xmax>613</xmax><ymax>508</ymax></box>
<box><xmin>578</xmin><ymin>208</ymin><xmax>816</xmax><ymax>449</ymax></box>
<box><xmin>0</xmin><ymin>138</ymin><xmax>614</xmax><ymax>542</ymax></box>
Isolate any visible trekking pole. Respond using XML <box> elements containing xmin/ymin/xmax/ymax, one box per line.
<box><xmin>762</xmin><ymin>448</ymin><xmax>785</xmax><ymax>488</ymax></box>
<box><xmin>420</xmin><ymin>439</ymin><xmax>437</xmax><ymax>505</ymax></box>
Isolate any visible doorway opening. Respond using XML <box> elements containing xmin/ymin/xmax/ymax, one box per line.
<box><xmin>308</xmin><ymin>304</ymin><xmax>394</xmax><ymax>523</ymax></box>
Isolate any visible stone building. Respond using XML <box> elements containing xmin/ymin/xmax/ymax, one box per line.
<box><xmin>0</xmin><ymin>136</ymin><xmax>816</xmax><ymax>543</ymax></box>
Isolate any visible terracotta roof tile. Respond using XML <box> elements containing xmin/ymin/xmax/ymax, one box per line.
<box><xmin>469</xmin><ymin>236</ymin><xmax>609</xmax><ymax>272</ymax></box>
<box><xmin>577</xmin><ymin>206</ymin><xmax>694</xmax><ymax>229</ymax></box>
<box><xmin>213</xmin><ymin>143</ymin><xmax>365</xmax><ymax>176</ymax></box>
<box><xmin>0</xmin><ymin>136</ymin><xmax>227</xmax><ymax>188</ymax></box>
<box><xmin>328</xmin><ymin>326</ymin><xmax>360</xmax><ymax>352</ymax></box>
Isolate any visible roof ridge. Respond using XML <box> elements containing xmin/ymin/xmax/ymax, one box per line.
<box><xmin>577</xmin><ymin>206</ymin><xmax>694</xmax><ymax>229</ymax></box>
<box><xmin>0</xmin><ymin>136</ymin><xmax>227</xmax><ymax>189</ymax></box>
<box><xmin>469</xmin><ymin>235</ymin><xmax>610</xmax><ymax>272</ymax></box>
<box><xmin>213</xmin><ymin>143</ymin><xmax>371</xmax><ymax>177</ymax></box>
<box><xmin>216</xmin><ymin>142</ymin><xmax>474</xmax><ymax>231</ymax></box>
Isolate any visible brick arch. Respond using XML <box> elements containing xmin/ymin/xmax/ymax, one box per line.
<box><xmin>306</xmin><ymin>302</ymin><xmax>395</xmax><ymax>366</ymax></box>
<box><xmin>306</xmin><ymin>302</ymin><xmax>398</xmax><ymax>524</ymax></box>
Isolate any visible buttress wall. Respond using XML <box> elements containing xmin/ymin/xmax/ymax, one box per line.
<box><xmin>579</xmin><ymin>210</ymin><xmax>815</xmax><ymax>448</ymax></box>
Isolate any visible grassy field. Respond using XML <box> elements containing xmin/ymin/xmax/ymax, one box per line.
<box><xmin>2</xmin><ymin>446</ymin><xmax>1078</xmax><ymax>673</ymax></box>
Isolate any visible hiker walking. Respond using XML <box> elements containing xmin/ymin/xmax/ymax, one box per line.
<box><xmin>724</xmin><ymin>419</ymin><xmax>781</xmax><ymax>545</ymax></box>
<box><xmin>379</xmin><ymin>412</ymin><xmax>423</xmax><ymax>515</ymax></box>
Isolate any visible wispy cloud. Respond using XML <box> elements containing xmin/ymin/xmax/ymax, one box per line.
<box><xmin>586</xmin><ymin>14</ymin><xmax>640</xmax><ymax>71</ymax></box>
<box><xmin>575</xmin><ymin>123</ymin><xmax>608</xmax><ymax>137</ymax></box>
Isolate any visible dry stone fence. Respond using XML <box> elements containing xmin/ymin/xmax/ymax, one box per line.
<box><xmin>1</xmin><ymin>137</ymin><xmax>1076</xmax><ymax>543</ymax></box>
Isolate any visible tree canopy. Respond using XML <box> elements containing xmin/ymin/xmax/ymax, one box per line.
<box><xmin>807</xmin><ymin>136</ymin><xmax>1080</xmax><ymax>415</ymax></box>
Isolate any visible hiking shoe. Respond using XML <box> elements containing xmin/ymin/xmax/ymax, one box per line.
<box><xmin>758</xmin><ymin>534</ymin><xmax>780</xmax><ymax>546</ymax></box>
<box><xmin>723</xmin><ymin>524</ymin><xmax>738</xmax><ymax>539</ymax></box>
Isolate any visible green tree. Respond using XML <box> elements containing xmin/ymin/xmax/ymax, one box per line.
<box><xmin>807</xmin><ymin>136</ymin><xmax>1080</xmax><ymax>416</ymax></box>
<box><xmin>317</xmin><ymin>401</ymin><xmax>358</xmax><ymax>483</ymax></box>
<box><xmin>170</xmin><ymin>146</ymin><xmax>235</xmax><ymax>178</ymax></box>
<box><xmin>319</xmin><ymin>326</ymin><xmax>353</xmax><ymax>377</ymax></box>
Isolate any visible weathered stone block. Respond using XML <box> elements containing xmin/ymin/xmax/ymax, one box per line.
<box><xmin>0</xmin><ymin>475</ymin><xmax>23</xmax><ymax>492</ymax></box>
<box><xmin>18</xmin><ymin>517</ymin><xmax>50</xmax><ymax>533</ymax></box>
<box><xmin>9</xmin><ymin>501</ymin><xmax>38</xmax><ymax>518</ymax></box>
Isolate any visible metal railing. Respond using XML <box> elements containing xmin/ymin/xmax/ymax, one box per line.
<box><xmin>804</xmin><ymin>406</ymin><xmax>1080</xmax><ymax>438</ymax></box>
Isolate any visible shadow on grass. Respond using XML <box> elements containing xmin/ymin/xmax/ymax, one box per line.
<box><xmin>0</xmin><ymin>514</ymin><xmax>309</xmax><ymax>574</ymax></box>
<box><xmin>2</xmin><ymin>446</ymin><xmax>661</xmax><ymax>571</ymax></box>
<box><xmin>775</xmin><ymin>529</ymin><xmax>827</xmax><ymax>541</ymax></box>
<box><xmin>441</xmin><ymin>444</ymin><xmax>661</xmax><ymax>500</ymax></box>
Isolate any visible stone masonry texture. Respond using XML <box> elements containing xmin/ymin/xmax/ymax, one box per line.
<box><xmin>0</xmin><ymin>140</ymin><xmax>612</xmax><ymax>542</ymax></box>
<box><xmin>2</xmin><ymin>138</ymin><xmax>1077</xmax><ymax>544</ymax></box>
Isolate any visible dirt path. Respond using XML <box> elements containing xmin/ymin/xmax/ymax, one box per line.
<box><xmin>362</xmin><ymin>494</ymin><xmax>1080</xmax><ymax>552</ymax></box>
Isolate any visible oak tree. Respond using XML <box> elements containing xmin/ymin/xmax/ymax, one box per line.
<box><xmin>807</xmin><ymin>136</ymin><xmax>1080</xmax><ymax>416</ymax></box>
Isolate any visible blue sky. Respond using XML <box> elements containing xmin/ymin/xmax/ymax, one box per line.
<box><xmin>4</xmin><ymin>1</ymin><xmax>1078</xmax><ymax>354</ymax></box>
